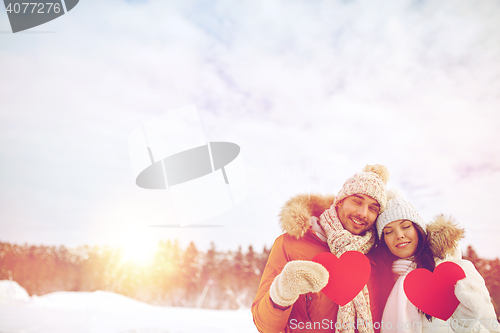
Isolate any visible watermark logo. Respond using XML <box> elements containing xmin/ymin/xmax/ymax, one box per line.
<box><xmin>3</xmin><ymin>0</ymin><xmax>79</xmax><ymax>33</ymax></box>
<box><xmin>128</xmin><ymin>105</ymin><xmax>248</xmax><ymax>227</ymax></box>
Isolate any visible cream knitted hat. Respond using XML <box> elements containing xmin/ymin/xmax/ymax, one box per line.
<box><xmin>376</xmin><ymin>190</ymin><xmax>426</xmax><ymax>239</ymax></box>
<box><xmin>333</xmin><ymin>164</ymin><xmax>390</xmax><ymax>212</ymax></box>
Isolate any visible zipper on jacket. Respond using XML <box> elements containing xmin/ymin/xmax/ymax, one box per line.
<box><xmin>304</xmin><ymin>294</ymin><xmax>312</xmax><ymax>322</ymax></box>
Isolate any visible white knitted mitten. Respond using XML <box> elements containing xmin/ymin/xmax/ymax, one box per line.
<box><xmin>453</xmin><ymin>277</ymin><xmax>485</xmax><ymax>321</ymax></box>
<box><xmin>451</xmin><ymin>260</ymin><xmax>489</xmax><ymax>333</ymax></box>
<box><xmin>269</xmin><ymin>260</ymin><xmax>329</xmax><ymax>307</ymax></box>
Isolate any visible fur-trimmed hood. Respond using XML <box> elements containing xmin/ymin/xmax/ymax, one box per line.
<box><xmin>279</xmin><ymin>193</ymin><xmax>336</xmax><ymax>240</ymax></box>
<box><xmin>426</xmin><ymin>214</ymin><xmax>464</xmax><ymax>260</ymax></box>
<box><xmin>279</xmin><ymin>194</ymin><xmax>464</xmax><ymax>258</ymax></box>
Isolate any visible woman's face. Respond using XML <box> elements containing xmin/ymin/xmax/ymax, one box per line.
<box><xmin>383</xmin><ymin>219</ymin><xmax>419</xmax><ymax>259</ymax></box>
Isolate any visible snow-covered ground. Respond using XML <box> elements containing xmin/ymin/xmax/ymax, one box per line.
<box><xmin>0</xmin><ymin>281</ymin><xmax>258</xmax><ymax>333</ymax></box>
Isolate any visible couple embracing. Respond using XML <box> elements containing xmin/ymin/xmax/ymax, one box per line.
<box><xmin>252</xmin><ymin>165</ymin><xmax>499</xmax><ymax>333</ymax></box>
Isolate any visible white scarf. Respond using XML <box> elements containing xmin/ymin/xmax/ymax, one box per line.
<box><xmin>381</xmin><ymin>259</ymin><xmax>422</xmax><ymax>333</ymax></box>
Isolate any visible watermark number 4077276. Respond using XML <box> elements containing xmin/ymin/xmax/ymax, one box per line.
<box><xmin>3</xmin><ymin>0</ymin><xmax>79</xmax><ymax>33</ymax></box>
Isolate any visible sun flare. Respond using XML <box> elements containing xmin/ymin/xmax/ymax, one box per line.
<box><xmin>118</xmin><ymin>227</ymin><xmax>158</xmax><ymax>265</ymax></box>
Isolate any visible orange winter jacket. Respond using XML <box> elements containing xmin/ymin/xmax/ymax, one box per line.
<box><xmin>251</xmin><ymin>194</ymin><xmax>392</xmax><ymax>333</ymax></box>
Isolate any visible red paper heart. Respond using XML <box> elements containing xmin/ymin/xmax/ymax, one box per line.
<box><xmin>312</xmin><ymin>251</ymin><xmax>371</xmax><ymax>306</ymax></box>
<box><xmin>404</xmin><ymin>261</ymin><xmax>466</xmax><ymax>321</ymax></box>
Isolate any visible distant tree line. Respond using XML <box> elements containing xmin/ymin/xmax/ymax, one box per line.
<box><xmin>0</xmin><ymin>240</ymin><xmax>270</xmax><ymax>309</ymax></box>
<box><xmin>0</xmin><ymin>241</ymin><xmax>498</xmax><ymax>316</ymax></box>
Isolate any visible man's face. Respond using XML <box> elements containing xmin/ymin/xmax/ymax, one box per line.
<box><xmin>336</xmin><ymin>194</ymin><xmax>380</xmax><ymax>235</ymax></box>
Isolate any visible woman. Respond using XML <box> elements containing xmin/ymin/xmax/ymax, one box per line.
<box><xmin>375</xmin><ymin>190</ymin><xmax>500</xmax><ymax>333</ymax></box>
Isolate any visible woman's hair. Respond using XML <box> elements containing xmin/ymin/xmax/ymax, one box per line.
<box><xmin>378</xmin><ymin>221</ymin><xmax>435</xmax><ymax>321</ymax></box>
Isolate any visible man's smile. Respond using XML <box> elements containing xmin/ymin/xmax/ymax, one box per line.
<box><xmin>351</xmin><ymin>217</ymin><xmax>365</xmax><ymax>226</ymax></box>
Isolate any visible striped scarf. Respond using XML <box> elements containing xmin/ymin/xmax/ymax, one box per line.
<box><xmin>319</xmin><ymin>207</ymin><xmax>376</xmax><ymax>333</ymax></box>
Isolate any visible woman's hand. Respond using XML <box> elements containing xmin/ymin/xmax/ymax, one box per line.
<box><xmin>453</xmin><ymin>260</ymin><xmax>489</xmax><ymax>319</ymax></box>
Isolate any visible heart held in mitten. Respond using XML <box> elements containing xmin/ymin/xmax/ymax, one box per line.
<box><xmin>312</xmin><ymin>251</ymin><xmax>371</xmax><ymax>306</ymax></box>
<box><xmin>403</xmin><ymin>261</ymin><xmax>466</xmax><ymax>321</ymax></box>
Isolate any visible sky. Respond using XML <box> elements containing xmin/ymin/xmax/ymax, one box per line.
<box><xmin>1</xmin><ymin>0</ymin><xmax>500</xmax><ymax>258</ymax></box>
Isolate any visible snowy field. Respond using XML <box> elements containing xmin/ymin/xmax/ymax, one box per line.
<box><xmin>0</xmin><ymin>281</ymin><xmax>258</xmax><ymax>333</ymax></box>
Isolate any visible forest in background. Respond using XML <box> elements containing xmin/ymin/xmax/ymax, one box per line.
<box><xmin>0</xmin><ymin>240</ymin><xmax>270</xmax><ymax>309</ymax></box>
<box><xmin>0</xmin><ymin>241</ymin><xmax>499</xmax><ymax>317</ymax></box>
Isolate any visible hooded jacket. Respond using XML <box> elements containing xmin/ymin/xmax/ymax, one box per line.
<box><xmin>251</xmin><ymin>194</ymin><xmax>392</xmax><ymax>333</ymax></box>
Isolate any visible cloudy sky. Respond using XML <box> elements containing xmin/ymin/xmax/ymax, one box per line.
<box><xmin>1</xmin><ymin>0</ymin><xmax>500</xmax><ymax>258</ymax></box>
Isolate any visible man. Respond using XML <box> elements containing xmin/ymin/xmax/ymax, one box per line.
<box><xmin>251</xmin><ymin>165</ymin><xmax>391</xmax><ymax>333</ymax></box>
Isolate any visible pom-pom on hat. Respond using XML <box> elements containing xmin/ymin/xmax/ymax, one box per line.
<box><xmin>376</xmin><ymin>189</ymin><xmax>426</xmax><ymax>239</ymax></box>
<box><xmin>334</xmin><ymin>164</ymin><xmax>390</xmax><ymax>212</ymax></box>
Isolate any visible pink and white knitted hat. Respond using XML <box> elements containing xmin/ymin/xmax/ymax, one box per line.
<box><xmin>333</xmin><ymin>164</ymin><xmax>390</xmax><ymax>212</ymax></box>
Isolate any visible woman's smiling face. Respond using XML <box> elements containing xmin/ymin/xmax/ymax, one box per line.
<box><xmin>383</xmin><ymin>219</ymin><xmax>419</xmax><ymax>258</ymax></box>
